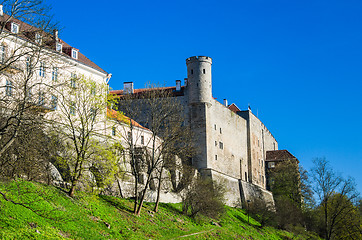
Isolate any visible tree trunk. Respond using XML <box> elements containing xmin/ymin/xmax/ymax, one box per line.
<box><xmin>68</xmin><ymin>180</ymin><xmax>77</xmax><ymax>197</ymax></box>
<box><xmin>153</xmin><ymin>167</ymin><xmax>163</xmax><ymax>212</ymax></box>
<box><xmin>116</xmin><ymin>177</ymin><xmax>124</xmax><ymax>198</ymax></box>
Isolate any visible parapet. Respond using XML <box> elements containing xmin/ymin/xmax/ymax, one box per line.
<box><xmin>186</xmin><ymin>56</ymin><xmax>212</xmax><ymax>65</ymax></box>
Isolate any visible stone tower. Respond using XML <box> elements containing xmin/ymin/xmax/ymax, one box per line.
<box><xmin>186</xmin><ymin>56</ymin><xmax>212</xmax><ymax>104</ymax></box>
<box><xmin>186</xmin><ymin>56</ymin><xmax>213</xmax><ymax>170</ymax></box>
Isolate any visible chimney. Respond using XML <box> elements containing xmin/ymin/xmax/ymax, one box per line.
<box><xmin>176</xmin><ymin>80</ymin><xmax>181</xmax><ymax>91</ymax></box>
<box><xmin>53</xmin><ymin>29</ymin><xmax>59</xmax><ymax>42</ymax></box>
<box><xmin>124</xmin><ymin>82</ymin><xmax>134</xmax><ymax>94</ymax></box>
<box><xmin>184</xmin><ymin>78</ymin><xmax>188</xmax><ymax>86</ymax></box>
<box><xmin>0</xmin><ymin>5</ymin><xmax>3</xmax><ymax>17</ymax></box>
<box><xmin>223</xmin><ymin>99</ymin><xmax>228</xmax><ymax>106</ymax></box>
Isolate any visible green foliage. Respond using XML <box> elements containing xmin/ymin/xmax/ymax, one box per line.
<box><xmin>0</xmin><ymin>180</ymin><xmax>321</xmax><ymax>240</ymax></box>
<box><xmin>182</xmin><ymin>177</ymin><xmax>226</xmax><ymax>219</ymax></box>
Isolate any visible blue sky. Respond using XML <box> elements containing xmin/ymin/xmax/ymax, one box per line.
<box><xmin>50</xmin><ymin>0</ymin><xmax>362</xmax><ymax>194</ymax></box>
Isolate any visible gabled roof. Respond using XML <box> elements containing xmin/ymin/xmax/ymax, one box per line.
<box><xmin>228</xmin><ymin>103</ymin><xmax>241</xmax><ymax>113</ymax></box>
<box><xmin>266</xmin><ymin>150</ymin><xmax>298</xmax><ymax>163</ymax></box>
<box><xmin>0</xmin><ymin>14</ymin><xmax>108</xmax><ymax>74</ymax></box>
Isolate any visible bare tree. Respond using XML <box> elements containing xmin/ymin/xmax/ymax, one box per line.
<box><xmin>311</xmin><ymin>158</ymin><xmax>360</xmax><ymax>240</ymax></box>
<box><xmin>0</xmin><ymin>0</ymin><xmax>59</xmax><ymax>157</ymax></box>
<box><xmin>114</xmin><ymin>83</ymin><xmax>195</xmax><ymax>216</ymax></box>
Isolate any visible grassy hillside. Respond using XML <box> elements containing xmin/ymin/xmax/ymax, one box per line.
<box><xmin>0</xmin><ymin>180</ymin><xmax>319</xmax><ymax>239</ymax></box>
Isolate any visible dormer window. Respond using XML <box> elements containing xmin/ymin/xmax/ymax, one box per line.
<box><xmin>35</xmin><ymin>33</ymin><xmax>42</xmax><ymax>44</ymax></box>
<box><xmin>71</xmin><ymin>49</ymin><xmax>78</xmax><ymax>59</ymax></box>
<box><xmin>11</xmin><ymin>22</ymin><xmax>19</xmax><ymax>34</ymax></box>
<box><xmin>56</xmin><ymin>42</ymin><xmax>62</xmax><ymax>52</ymax></box>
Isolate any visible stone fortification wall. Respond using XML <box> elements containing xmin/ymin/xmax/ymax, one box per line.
<box><xmin>238</xmin><ymin>111</ymin><xmax>278</xmax><ymax>189</ymax></box>
<box><xmin>206</xmin><ymin>99</ymin><xmax>248</xmax><ymax>180</ymax></box>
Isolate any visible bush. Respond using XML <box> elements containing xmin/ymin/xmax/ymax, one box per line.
<box><xmin>182</xmin><ymin>177</ymin><xmax>225</xmax><ymax>219</ymax></box>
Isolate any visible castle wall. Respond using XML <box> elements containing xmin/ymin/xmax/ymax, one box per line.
<box><xmin>239</xmin><ymin>111</ymin><xmax>278</xmax><ymax>189</ymax></box>
<box><xmin>206</xmin><ymin>99</ymin><xmax>248</xmax><ymax>180</ymax></box>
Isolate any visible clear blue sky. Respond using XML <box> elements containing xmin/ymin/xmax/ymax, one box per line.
<box><xmin>50</xmin><ymin>0</ymin><xmax>362</xmax><ymax>194</ymax></box>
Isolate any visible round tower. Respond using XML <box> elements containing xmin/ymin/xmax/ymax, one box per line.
<box><xmin>186</xmin><ymin>56</ymin><xmax>212</xmax><ymax>104</ymax></box>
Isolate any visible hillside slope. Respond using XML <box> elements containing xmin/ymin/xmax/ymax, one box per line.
<box><xmin>0</xmin><ymin>181</ymin><xmax>319</xmax><ymax>239</ymax></box>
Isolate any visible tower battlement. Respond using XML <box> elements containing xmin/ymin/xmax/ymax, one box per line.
<box><xmin>186</xmin><ymin>56</ymin><xmax>212</xmax><ymax>64</ymax></box>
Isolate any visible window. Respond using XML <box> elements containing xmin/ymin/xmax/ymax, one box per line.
<box><xmin>215</xmin><ymin>141</ymin><xmax>217</xmax><ymax>146</ymax></box>
<box><xmin>220</xmin><ymin>128</ymin><xmax>222</xmax><ymax>134</ymax></box>
<box><xmin>219</xmin><ymin>142</ymin><xmax>223</xmax><ymax>149</ymax></box>
<box><xmin>35</xmin><ymin>33</ymin><xmax>42</xmax><ymax>44</ymax></box>
<box><xmin>26</xmin><ymin>57</ymin><xmax>31</xmax><ymax>72</ymax></box>
<box><xmin>191</xmin><ymin>69</ymin><xmax>193</xmax><ymax>74</ymax></box>
<box><xmin>39</xmin><ymin>62</ymin><xmax>45</xmax><ymax>77</ymax></box>
<box><xmin>268</xmin><ymin>162</ymin><xmax>275</xmax><ymax>168</ymax></box>
<box><xmin>214</xmin><ymin>124</ymin><xmax>216</xmax><ymax>130</ymax></box>
<box><xmin>203</xmin><ymin>69</ymin><xmax>205</xmax><ymax>74</ymax></box>
<box><xmin>0</xmin><ymin>45</ymin><xmax>5</xmax><ymax>63</ymax></box>
<box><xmin>52</xmin><ymin>67</ymin><xmax>58</xmax><ymax>81</ymax></box>
<box><xmin>56</xmin><ymin>42</ymin><xmax>62</xmax><ymax>52</ymax></box>
<box><xmin>5</xmin><ymin>80</ymin><xmax>12</xmax><ymax>96</ymax></box>
<box><xmin>51</xmin><ymin>95</ymin><xmax>57</xmax><ymax>110</ymax></box>
<box><xmin>38</xmin><ymin>92</ymin><xmax>45</xmax><ymax>106</ymax></box>
<box><xmin>27</xmin><ymin>88</ymin><xmax>32</xmax><ymax>101</ymax></box>
<box><xmin>245</xmin><ymin>172</ymin><xmax>247</xmax><ymax>182</ymax></box>
<box><xmin>112</xmin><ymin>127</ymin><xmax>116</xmax><ymax>136</ymax></box>
<box><xmin>215</xmin><ymin>155</ymin><xmax>218</xmax><ymax>161</ymax></box>
<box><xmin>70</xmin><ymin>73</ymin><xmax>77</xmax><ymax>88</ymax></box>
<box><xmin>127</xmin><ymin>131</ymin><xmax>132</xmax><ymax>141</ymax></box>
<box><xmin>71</xmin><ymin>49</ymin><xmax>78</xmax><ymax>59</ymax></box>
<box><xmin>70</xmin><ymin>102</ymin><xmax>76</xmax><ymax>115</ymax></box>
<box><xmin>91</xmin><ymin>86</ymin><xmax>96</xmax><ymax>95</ymax></box>
<box><xmin>90</xmin><ymin>108</ymin><xmax>96</xmax><ymax>120</ymax></box>
<box><xmin>11</xmin><ymin>22</ymin><xmax>19</xmax><ymax>34</ymax></box>
<box><xmin>141</xmin><ymin>136</ymin><xmax>144</xmax><ymax>145</ymax></box>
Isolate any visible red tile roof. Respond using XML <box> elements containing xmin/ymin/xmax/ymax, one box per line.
<box><xmin>0</xmin><ymin>14</ymin><xmax>107</xmax><ymax>74</ymax></box>
<box><xmin>266</xmin><ymin>150</ymin><xmax>298</xmax><ymax>163</ymax></box>
<box><xmin>110</xmin><ymin>86</ymin><xmax>185</xmax><ymax>97</ymax></box>
<box><xmin>228</xmin><ymin>103</ymin><xmax>241</xmax><ymax>113</ymax></box>
<box><xmin>107</xmin><ymin>108</ymin><xmax>149</xmax><ymax>130</ymax></box>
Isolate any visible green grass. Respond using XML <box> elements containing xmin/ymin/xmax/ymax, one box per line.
<box><xmin>0</xmin><ymin>180</ymin><xmax>319</xmax><ymax>239</ymax></box>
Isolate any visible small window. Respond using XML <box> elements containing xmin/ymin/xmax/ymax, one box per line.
<box><xmin>141</xmin><ymin>136</ymin><xmax>144</xmax><ymax>145</ymax></box>
<box><xmin>214</xmin><ymin>124</ymin><xmax>216</xmax><ymax>130</ymax></box>
<box><xmin>5</xmin><ymin>80</ymin><xmax>12</xmax><ymax>96</ymax></box>
<box><xmin>39</xmin><ymin>62</ymin><xmax>45</xmax><ymax>77</ymax></box>
<box><xmin>35</xmin><ymin>33</ymin><xmax>42</xmax><ymax>44</ymax></box>
<box><xmin>268</xmin><ymin>162</ymin><xmax>275</xmax><ymax>168</ymax></box>
<box><xmin>26</xmin><ymin>57</ymin><xmax>31</xmax><ymax>72</ymax></box>
<box><xmin>91</xmin><ymin>86</ymin><xmax>96</xmax><ymax>95</ymax></box>
<box><xmin>38</xmin><ymin>92</ymin><xmax>45</xmax><ymax>106</ymax></box>
<box><xmin>52</xmin><ymin>67</ymin><xmax>58</xmax><ymax>81</ymax></box>
<box><xmin>90</xmin><ymin>108</ymin><xmax>96</xmax><ymax>120</ymax></box>
<box><xmin>0</xmin><ymin>45</ymin><xmax>6</xmax><ymax>63</ymax></box>
<box><xmin>215</xmin><ymin>155</ymin><xmax>217</xmax><ymax>161</ymax></box>
<box><xmin>71</xmin><ymin>49</ymin><xmax>78</xmax><ymax>59</ymax></box>
<box><xmin>258</xmin><ymin>139</ymin><xmax>260</xmax><ymax>147</ymax></box>
<box><xmin>215</xmin><ymin>141</ymin><xmax>217</xmax><ymax>146</ymax></box>
<box><xmin>70</xmin><ymin>102</ymin><xmax>76</xmax><ymax>115</ymax></box>
<box><xmin>203</xmin><ymin>69</ymin><xmax>205</xmax><ymax>74</ymax></box>
<box><xmin>220</xmin><ymin>128</ymin><xmax>222</xmax><ymax>134</ymax></box>
<box><xmin>56</xmin><ymin>43</ymin><xmax>62</xmax><ymax>52</ymax></box>
<box><xmin>112</xmin><ymin>127</ymin><xmax>116</xmax><ymax>136</ymax></box>
<box><xmin>70</xmin><ymin>73</ymin><xmax>77</xmax><ymax>88</ymax></box>
<box><xmin>127</xmin><ymin>131</ymin><xmax>132</xmax><ymax>141</ymax></box>
<box><xmin>219</xmin><ymin>142</ymin><xmax>223</xmax><ymax>149</ymax></box>
<box><xmin>245</xmin><ymin>172</ymin><xmax>247</xmax><ymax>182</ymax></box>
<box><xmin>51</xmin><ymin>95</ymin><xmax>57</xmax><ymax>110</ymax></box>
<box><xmin>190</xmin><ymin>69</ymin><xmax>193</xmax><ymax>74</ymax></box>
<box><xmin>11</xmin><ymin>22</ymin><xmax>19</xmax><ymax>34</ymax></box>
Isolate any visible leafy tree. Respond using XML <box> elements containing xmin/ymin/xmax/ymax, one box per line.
<box><xmin>51</xmin><ymin>75</ymin><xmax>118</xmax><ymax>197</ymax></box>
<box><xmin>311</xmin><ymin>158</ymin><xmax>360</xmax><ymax>240</ymax></box>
